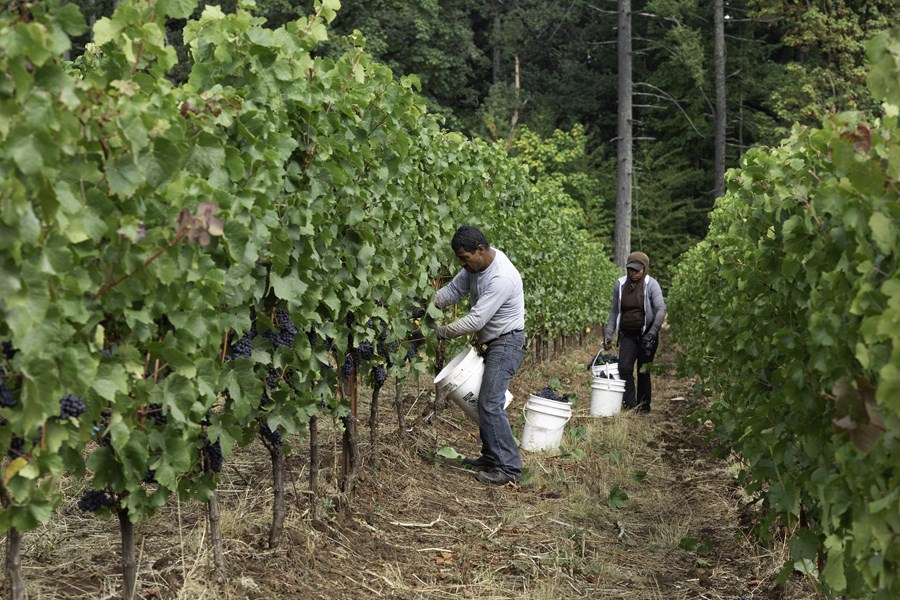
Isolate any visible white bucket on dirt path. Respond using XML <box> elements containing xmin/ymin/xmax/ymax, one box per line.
<box><xmin>590</xmin><ymin>377</ymin><xmax>626</xmax><ymax>417</ymax></box>
<box><xmin>433</xmin><ymin>347</ymin><xmax>512</xmax><ymax>425</ymax></box>
<box><xmin>520</xmin><ymin>396</ymin><xmax>572</xmax><ymax>452</ymax></box>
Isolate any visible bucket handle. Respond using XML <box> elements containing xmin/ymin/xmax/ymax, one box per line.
<box><xmin>524</xmin><ymin>410</ymin><xmax>571</xmax><ymax>431</ymax></box>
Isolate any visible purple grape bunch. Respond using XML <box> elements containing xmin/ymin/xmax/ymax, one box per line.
<box><xmin>229</xmin><ymin>331</ymin><xmax>254</xmax><ymax>360</ymax></box>
<box><xmin>7</xmin><ymin>435</ymin><xmax>24</xmax><ymax>459</ymax></box>
<box><xmin>1</xmin><ymin>341</ymin><xmax>16</xmax><ymax>360</ymax></box>
<box><xmin>59</xmin><ymin>394</ymin><xmax>86</xmax><ymax>419</ymax></box>
<box><xmin>357</xmin><ymin>340</ymin><xmax>374</xmax><ymax>361</ymax></box>
<box><xmin>146</xmin><ymin>403</ymin><xmax>167</xmax><ymax>426</ymax></box>
<box><xmin>266</xmin><ymin>366</ymin><xmax>281</xmax><ymax>389</ymax></box>
<box><xmin>0</xmin><ymin>373</ymin><xmax>15</xmax><ymax>408</ymax></box>
<box><xmin>405</xmin><ymin>340</ymin><xmax>422</xmax><ymax>362</ymax></box>
<box><xmin>267</xmin><ymin>307</ymin><xmax>298</xmax><ymax>348</ymax></box>
<box><xmin>259</xmin><ymin>423</ymin><xmax>283</xmax><ymax>447</ymax></box>
<box><xmin>203</xmin><ymin>439</ymin><xmax>223</xmax><ymax>473</ymax></box>
<box><xmin>534</xmin><ymin>386</ymin><xmax>570</xmax><ymax>403</ymax></box>
<box><xmin>341</xmin><ymin>353</ymin><xmax>355</xmax><ymax>379</ymax></box>
<box><xmin>371</xmin><ymin>365</ymin><xmax>388</xmax><ymax>389</ymax></box>
<box><xmin>78</xmin><ymin>489</ymin><xmax>112</xmax><ymax>513</ymax></box>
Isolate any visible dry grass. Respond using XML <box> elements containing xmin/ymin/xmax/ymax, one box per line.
<box><xmin>3</xmin><ymin>335</ymin><xmax>821</xmax><ymax>599</ymax></box>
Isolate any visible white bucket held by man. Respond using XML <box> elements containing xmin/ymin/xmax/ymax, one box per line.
<box><xmin>434</xmin><ymin>347</ymin><xmax>512</xmax><ymax>425</ymax></box>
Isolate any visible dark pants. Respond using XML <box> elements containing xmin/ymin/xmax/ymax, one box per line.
<box><xmin>618</xmin><ymin>333</ymin><xmax>651</xmax><ymax>412</ymax></box>
<box><xmin>478</xmin><ymin>330</ymin><xmax>526</xmax><ymax>479</ymax></box>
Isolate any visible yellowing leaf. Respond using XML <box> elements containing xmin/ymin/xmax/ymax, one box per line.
<box><xmin>4</xmin><ymin>458</ymin><xmax>29</xmax><ymax>484</ymax></box>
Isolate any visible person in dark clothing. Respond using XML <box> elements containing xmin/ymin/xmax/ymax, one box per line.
<box><xmin>603</xmin><ymin>251</ymin><xmax>667</xmax><ymax>412</ymax></box>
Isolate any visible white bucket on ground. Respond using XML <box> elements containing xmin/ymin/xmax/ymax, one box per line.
<box><xmin>433</xmin><ymin>347</ymin><xmax>513</xmax><ymax>425</ymax></box>
<box><xmin>590</xmin><ymin>377</ymin><xmax>626</xmax><ymax>417</ymax></box>
<box><xmin>520</xmin><ymin>396</ymin><xmax>572</xmax><ymax>452</ymax></box>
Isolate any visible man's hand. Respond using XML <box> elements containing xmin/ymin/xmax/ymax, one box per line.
<box><xmin>436</xmin><ymin>324</ymin><xmax>451</xmax><ymax>340</ymax></box>
<box><xmin>642</xmin><ymin>333</ymin><xmax>657</xmax><ymax>345</ymax></box>
<box><xmin>603</xmin><ymin>337</ymin><xmax>612</xmax><ymax>350</ymax></box>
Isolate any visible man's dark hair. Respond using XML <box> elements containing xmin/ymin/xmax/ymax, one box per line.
<box><xmin>451</xmin><ymin>226</ymin><xmax>490</xmax><ymax>253</ymax></box>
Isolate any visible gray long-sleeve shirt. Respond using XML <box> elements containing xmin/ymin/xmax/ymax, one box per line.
<box><xmin>604</xmin><ymin>274</ymin><xmax>667</xmax><ymax>339</ymax></box>
<box><xmin>434</xmin><ymin>249</ymin><xmax>526</xmax><ymax>344</ymax></box>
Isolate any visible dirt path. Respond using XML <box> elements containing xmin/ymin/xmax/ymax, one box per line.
<box><xmin>21</xmin><ymin>337</ymin><xmax>818</xmax><ymax>599</ymax></box>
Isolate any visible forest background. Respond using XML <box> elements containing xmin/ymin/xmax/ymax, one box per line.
<box><xmin>66</xmin><ymin>0</ymin><xmax>900</xmax><ymax>283</ymax></box>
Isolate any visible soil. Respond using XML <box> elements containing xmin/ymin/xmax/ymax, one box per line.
<box><xmin>15</xmin><ymin>335</ymin><xmax>819</xmax><ymax>599</ymax></box>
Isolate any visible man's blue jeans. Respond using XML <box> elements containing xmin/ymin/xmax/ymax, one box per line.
<box><xmin>478</xmin><ymin>330</ymin><xmax>526</xmax><ymax>479</ymax></box>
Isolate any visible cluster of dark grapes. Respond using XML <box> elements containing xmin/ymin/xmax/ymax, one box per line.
<box><xmin>0</xmin><ymin>370</ymin><xmax>16</xmax><ymax>408</ymax></box>
<box><xmin>589</xmin><ymin>353</ymin><xmax>618</xmax><ymax>368</ymax></box>
<box><xmin>357</xmin><ymin>340</ymin><xmax>374</xmax><ymax>361</ymax></box>
<box><xmin>266</xmin><ymin>366</ymin><xmax>281</xmax><ymax>389</ymax></box>
<box><xmin>405</xmin><ymin>339</ymin><xmax>422</xmax><ymax>362</ymax></box>
<box><xmin>410</xmin><ymin>307</ymin><xmax>426</xmax><ymax>319</ymax></box>
<box><xmin>259</xmin><ymin>423</ymin><xmax>282</xmax><ymax>447</ymax></box>
<box><xmin>341</xmin><ymin>353</ymin><xmax>355</xmax><ymax>379</ymax></box>
<box><xmin>345</xmin><ymin>312</ymin><xmax>356</xmax><ymax>328</ymax></box>
<box><xmin>1</xmin><ymin>341</ymin><xmax>16</xmax><ymax>360</ymax></box>
<box><xmin>266</xmin><ymin>308</ymin><xmax>298</xmax><ymax>348</ymax></box>
<box><xmin>534</xmin><ymin>386</ymin><xmax>570</xmax><ymax>403</ymax></box>
<box><xmin>146</xmin><ymin>403</ymin><xmax>167</xmax><ymax>426</ymax></box>
<box><xmin>371</xmin><ymin>365</ymin><xmax>388</xmax><ymax>388</ymax></box>
<box><xmin>59</xmin><ymin>394</ymin><xmax>86</xmax><ymax>419</ymax></box>
<box><xmin>229</xmin><ymin>331</ymin><xmax>255</xmax><ymax>360</ymax></box>
<box><xmin>78</xmin><ymin>489</ymin><xmax>111</xmax><ymax>513</ymax></box>
<box><xmin>203</xmin><ymin>439</ymin><xmax>223</xmax><ymax>473</ymax></box>
<box><xmin>7</xmin><ymin>435</ymin><xmax>24</xmax><ymax>459</ymax></box>
<box><xmin>143</xmin><ymin>468</ymin><xmax>156</xmax><ymax>484</ymax></box>
<box><xmin>377</xmin><ymin>341</ymin><xmax>397</xmax><ymax>366</ymax></box>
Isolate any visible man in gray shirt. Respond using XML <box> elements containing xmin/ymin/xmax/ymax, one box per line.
<box><xmin>435</xmin><ymin>226</ymin><xmax>527</xmax><ymax>485</ymax></box>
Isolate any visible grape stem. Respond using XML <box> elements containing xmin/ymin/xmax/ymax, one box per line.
<box><xmin>93</xmin><ymin>228</ymin><xmax>188</xmax><ymax>300</ymax></box>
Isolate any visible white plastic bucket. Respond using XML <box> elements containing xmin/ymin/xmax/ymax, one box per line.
<box><xmin>521</xmin><ymin>397</ymin><xmax>572</xmax><ymax>452</ymax></box>
<box><xmin>591</xmin><ymin>363</ymin><xmax>619</xmax><ymax>379</ymax></box>
<box><xmin>434</xmin><ymin>347</ymin><xmax>513</xmax><ymax>425</ymax></box>
<box><xmin>590</xmin><ymin>377</ymin><xmax>626</xmax><ymax>417</ymax></box>
<box><xmin>526</xmin><ymin>394</ymin><xmax>570</xmax><ymax>411</ymax></box>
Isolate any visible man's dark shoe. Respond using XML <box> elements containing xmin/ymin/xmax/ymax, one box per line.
<box><xmin>461</xmin><ymin>455</ymin><xmax>492</xmax><ymax>470</ymax></box>
<box><xmin>476</xmin><ymin>469</ymin><xmax>518</xmax><ymax>485</ymax></box>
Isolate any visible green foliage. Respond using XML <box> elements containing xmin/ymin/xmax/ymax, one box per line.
<box><xmin>0</xmin><ymin>0</ymin><xmax>616</xmax><ymax>546</ymax></box>
<box><xmin>668</xmin><ymin>29</ymin><xmax>900</xmax><ymax>598</ymax></box>
<box><xmin>751</xmin><ymin>0</ymin><xmax>899</xmax><ymax>128</ymax></box>
<box><xmin>607</xmin><ymin>486</ymin><xmax>629</xmax><ymax>509</ymax></box>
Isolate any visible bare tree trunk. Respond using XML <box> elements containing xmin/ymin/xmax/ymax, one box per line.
<box><xmin>369</xmin><ymin>386</ymin><xmax>381</xmax><ymax>467</ymax></box>
<box><xmin>118</xmin><ymin>509</ymin><xmax>137</xmax><ymax>600</ymax></box>
<box><xmin>309</xmin><ymin>414</ymin><xmax>322</xmax><ymax>522</ymax></box>
<box><xmin>713</xmin><ymin>0</ymin><xmax>727</xmax><ymax>199</ymax></box>
<box><xmin>206</xmin><ymin>492</ymin><xmax>225</xmax><ymax>579</ymax></box>
<box><xmin>614</xmin><ymin>0</ymin><xmax>633</xmax><ymax>268</ymax></box>
<box><xmin>262</xmin><ymin>437</ymin><xmax>286</xmax><ymax>548</ymax></box>
<box><xmin>340</xmin><ymin>361</ymin><xmax>359</xmax><ymax>496</ymax></box>
<box><xmin>505</xmin><ymin>54</ymin><xmax>521</xmax><ymax>149</ymax></box>
<box><xmin>493</xmin><ymin>14</ymin><xmax>502</xmax><ymax>85</ymax></box>
<box><xmin>394</xmin><ymin>377</ymin><xmax>405</xmax><ymax>435</ymax></box>
<box><xmin>6</xmin><ymin>528</ymin><xmax>24</xmax><ymax>600</ymax></box>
